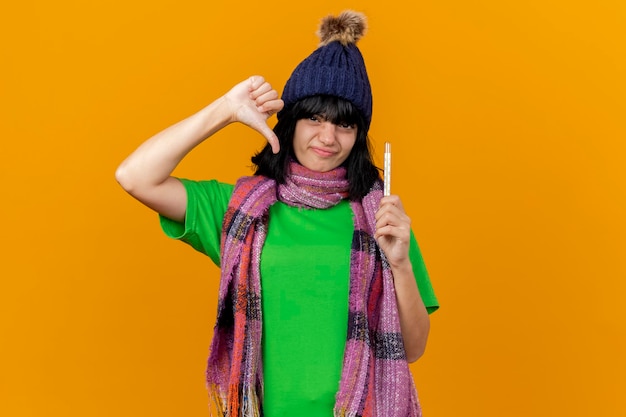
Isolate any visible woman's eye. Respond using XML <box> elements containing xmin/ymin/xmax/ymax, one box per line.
<box><xmin>339</xmin><ymin>122</ymin><xmax>355</xmax><ymax>129</ymax></box>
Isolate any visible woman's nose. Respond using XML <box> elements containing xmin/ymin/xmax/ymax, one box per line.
<box><xmin>319</xmin><ymin>122</ymin><xmax>337</xmax><ymax>145</ymax></box>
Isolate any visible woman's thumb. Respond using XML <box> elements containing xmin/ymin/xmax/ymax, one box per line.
<box><xmin>254</xmin><ymin>121</ymin><xmax>280</xmax><ymax>154</ymax></box>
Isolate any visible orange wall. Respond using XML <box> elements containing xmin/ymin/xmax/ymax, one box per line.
<box><xmin>1</xmin><ymin>1</ymin><xmax>625</xmax><ymax>416</ymax></box>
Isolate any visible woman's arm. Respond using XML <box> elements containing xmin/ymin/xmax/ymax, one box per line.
<box><xmin>374</xmin><ymin>195</ymin><xmax>430</xmax><ymax>363</ymax></box>
<box><xmin>115</xmin><ymin>76</ymin><xmax>283</xmax><ymax>222</ymax></box>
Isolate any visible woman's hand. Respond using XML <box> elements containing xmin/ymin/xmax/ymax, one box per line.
<box><xmin>374</xmin><ymin>195</ymin><xmax>412</xmax><ymax>267</ymax></box>
<box><xmin>223</xmin><ymin>75</ymin><xmax>284</xmax><ymax>153</ymax></box>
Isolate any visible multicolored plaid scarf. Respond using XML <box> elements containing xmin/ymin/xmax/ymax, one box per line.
<box><xmin>206</xmin><ymin>162</ymin><xmax>421</xmax><ymax>416</ymax></box>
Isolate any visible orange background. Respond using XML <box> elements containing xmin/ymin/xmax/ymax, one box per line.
<box><xmin>1</xmin><ymin>1</ymin><xmax>625</xmax><ymax>416</ymax></box>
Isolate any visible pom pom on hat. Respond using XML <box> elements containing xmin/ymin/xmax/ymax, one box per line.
<box><xmin>279</xmin><ymin>10</ymin><xmax>373</xmax><ymax>131</ymax></box>
<box><xmin>317</xmin><ymin>10</ymin><xmax>367</xmax><ymax>46</ymax></box>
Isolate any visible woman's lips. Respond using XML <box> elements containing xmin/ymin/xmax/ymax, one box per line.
<box><xmin>311</xmin><ymin>147</ymin><xmax>335</xmax><ymax>157</ymax></box>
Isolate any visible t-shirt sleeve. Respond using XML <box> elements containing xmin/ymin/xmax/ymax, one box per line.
<box><xmin>158</xmin><ymin>179</ymin><xmax>234</xmax><ymax>267</ymax></box>
<box><xmin>409</xmin><ymin>231</ymin><xmax>439</xmax><ymax>314</ymax></box>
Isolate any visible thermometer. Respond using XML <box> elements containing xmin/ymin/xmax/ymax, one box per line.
<box><xmin>384</xmin><ymin>142</ymin><xmax>391</xmax><ymax>197</ymax></box>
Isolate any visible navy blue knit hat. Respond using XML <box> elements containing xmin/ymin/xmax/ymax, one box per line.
<box><xmin>279</xmin><ymin>11</ymin><xmax>373</xmax><ymax>130</ymax></box>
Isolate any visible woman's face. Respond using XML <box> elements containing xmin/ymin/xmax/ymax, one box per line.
<box><xmin>292</xmin><ymin>114</ymin><xmax>357</xmax><ymax>172</ymax></box>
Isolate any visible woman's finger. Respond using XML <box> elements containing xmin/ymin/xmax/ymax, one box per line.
<box><xmin>257</xmin><ymin>96</ymin><xmax>283</xmax><ymax>115</ymax></box>
<box><xmin>249</xmin><ymin>82</ymin><xmax>273</xmax><ymax>101</ymax></box>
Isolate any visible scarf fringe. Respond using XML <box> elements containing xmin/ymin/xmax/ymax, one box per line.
<box><xmin>208</xmin><ymin>384</ymin><xmax>262</xmax><ymax>417</ymax></box>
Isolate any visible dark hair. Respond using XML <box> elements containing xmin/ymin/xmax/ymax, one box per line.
<box><xmin>251</xmin><ymin>95</ymin><xmax>380</xmax><ymax>200</ymax></box>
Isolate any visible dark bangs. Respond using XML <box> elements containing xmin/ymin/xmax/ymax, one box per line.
<box><xmin>291</xmin><ymin>95</ymin><xmax>365</xmax><ymax>128</ymax></box>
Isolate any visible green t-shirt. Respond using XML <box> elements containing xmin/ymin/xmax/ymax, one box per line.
<box><xmin>160</xmin><ymin>179</ymin><xmax>439</xmax><ymax>417</ymax></box>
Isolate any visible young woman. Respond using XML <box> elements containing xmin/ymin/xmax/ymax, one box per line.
<box><xmin>116</xmin><ymin>11</ymin><xmax>438</xmax><ymax>417</ymax></box>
